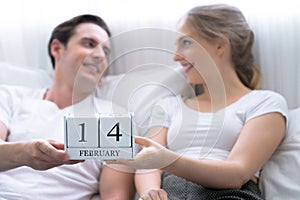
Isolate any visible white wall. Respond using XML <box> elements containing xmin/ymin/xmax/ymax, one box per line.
<box><xmin>0</xmin><ymin>0</ymin><xmax>299</xmax><ymax>108</ymax></box>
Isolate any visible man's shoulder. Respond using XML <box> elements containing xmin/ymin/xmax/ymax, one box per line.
<box><xmin>94</xmin><ymin>97</ymin><xmax>127</xmax><ymax>114</ymax></box>
<box><xmin>0</xmin><ymin>85</ymin><xmax>46</xmax><ymax>99</ymax></box>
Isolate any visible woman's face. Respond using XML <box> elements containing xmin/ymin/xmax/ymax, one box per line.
<box><xmin>173</xmin><ymin>20</ymin><xmax>220</xmax><ymax>85</ymax></box>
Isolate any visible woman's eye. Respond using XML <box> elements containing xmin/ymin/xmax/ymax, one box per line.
<box><xmin>182</xmin><ymin>39</ymin><xmax>192</xmax><ymax>46</ymax></box>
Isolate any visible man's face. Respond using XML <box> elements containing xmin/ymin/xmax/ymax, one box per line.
<box><xmin>55</xmin><ymin>22</ymin><xmax>110</xmax><ymax>93</ymax></box>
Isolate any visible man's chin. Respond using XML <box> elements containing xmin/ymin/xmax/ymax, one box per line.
<box><xmin>73</xmin><ymin>75</ymin><xmax>100</xmax><ymax>95</ymax></box>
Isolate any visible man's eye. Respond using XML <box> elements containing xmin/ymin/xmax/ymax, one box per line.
<box><xmin>103</xmin><ymin>47</ymin><xmax>110</xmax><ymax>57</ymax></box>
<box><xmin>83</xmin><ymin>41</ymin><xmax>96</xmax><ymax>48</ymax></box>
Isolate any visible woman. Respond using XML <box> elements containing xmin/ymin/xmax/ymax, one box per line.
<box><xmin>113</xmin><ymin>4</ymin><xmax>287</xmax><ymax>200</ymax></box>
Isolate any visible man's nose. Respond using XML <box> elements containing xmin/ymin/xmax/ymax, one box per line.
<box><xmin>91</xmin><ymin>45</ymin><xmax>106</xmax><ymax>60</ymax></box>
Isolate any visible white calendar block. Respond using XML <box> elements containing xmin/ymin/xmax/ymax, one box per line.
<box><xmin>65</xmin><ymin>115</ymin><xmax>99</xmax><ymax>148</ymax></box>
<box><xmin>99</xmin><ymin>114</ymin><xmax>132</xmax><ymax>148</ymax></box>
<box><xmin>64</xmin><ymin>113</ymin><xmax>135</xmax><ymax>160</ymax></box>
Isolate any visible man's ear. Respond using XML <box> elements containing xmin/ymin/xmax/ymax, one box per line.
<box><xmin>50</xmin><ymin>39</ymin><xmax>64</xmax><ymax>60</ymax></box>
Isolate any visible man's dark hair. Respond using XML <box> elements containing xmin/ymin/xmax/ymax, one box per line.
<box><xmin>48</xmin><ymin>14</ymin><xmax>111</xmax><ymax>69</ymax></box>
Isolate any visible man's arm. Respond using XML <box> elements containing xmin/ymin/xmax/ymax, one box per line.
<box><xmin>0</xmin><ymin>121</ymin><xmax>80</xmax><ymax>171</ymax></box>
<box><xmin>0</xmin><ymin>121</ymin><xmax>8</xmax><ymax>141</ymax></box>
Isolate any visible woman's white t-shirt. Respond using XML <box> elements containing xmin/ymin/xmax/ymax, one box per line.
<box><xmin>149</xmin><ymin>90</ymin><xmax>288</xmax><ymax>167</ymax></box>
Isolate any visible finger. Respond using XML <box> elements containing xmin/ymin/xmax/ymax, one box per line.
<box><xmin>106</xmin><ymin>158</ymin><xmax>130</xmax><ymax>165</ymax></box>
<box><xmin>149</xmin><ymin>192</ymin><xmax>160</xmax><ymax>200</ymax></box>
<box><xmin>32</xmin><ymin>156</ymin><xmax>83</xmax><ymax>170</ymax></box>
<box><xmin>48</xmin><ymin>140</ymin><xmax>65</xmax><ymax>150</ymax></box>
<box><xmin>148</xmin><ymin>189</ymin><xmax>167</xmax><ymax>200</ymax></box>
<box><xmin>105</xmin><ymin>159</ymin><xmax>120</xmax><ymax>165</ymax></box>
<box><xmin>48</xmin><ymin>141</ymin><xmax>84</xmax><ymax>163</ymax></box>
<box><xmin>37</xmin><ymin>141</ymin><xmax>69</xmax><ymax>161</ymax></box>
<box><xmin>139</xmin><ymin>194</ymin><xmax>152</xmax><ymax>200</ymax></box>
<box><xmin>158</xmin><ymin>189</ymin><xmax>168</xmax><ymax>200</ymax></box>
<box><xmin>134</xmin><ymin>136</ymin><xmax>152</xmax><ymax>147</ymax></box>
<box><xmin>63</xmin><ymin>160</ymin><xmax>84</xmax><ymax>165</ymax></box>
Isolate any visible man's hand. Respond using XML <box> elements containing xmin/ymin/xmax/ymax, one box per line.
<box><xmin>20</xmin><ymin>140</ymin><xmax>82</xmax><ymax>170</ymax></box>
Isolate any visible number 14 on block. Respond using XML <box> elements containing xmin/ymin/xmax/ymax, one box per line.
<box><xmin>64</xmin><ymin>113</ymin><xmax>135</xmax><ymax>160</ymax></box>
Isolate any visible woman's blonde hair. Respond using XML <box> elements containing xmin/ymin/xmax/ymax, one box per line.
<box><xmin>186</xmin><ymin>4</ymin><xmax>261</xmax><ymax>89</ymax></box>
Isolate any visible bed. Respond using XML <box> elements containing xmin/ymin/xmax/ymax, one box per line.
<box><xmin>1</xmin><ymin>61</ymin><xmax>299</xmax><ymax>199</ymax></box>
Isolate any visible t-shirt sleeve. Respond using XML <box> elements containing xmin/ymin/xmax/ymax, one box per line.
<box><xmin>0</xmin><ymin>86</ymin><xmax>14</xmax><ymax>127</ymax></box>
<box><xmin>148</xmin><ymin>101</ymin><xmax>170</xmax><ymax>129</ymax></box>
<box><xmin>147</xmin><ymin>96</ymin><xmax>178</xmax><ymax>129</ymax></box>
<box><xmin>245</xmin><ymin>91</ymin><xmax>288</xmax><ymax>122</ymax></box>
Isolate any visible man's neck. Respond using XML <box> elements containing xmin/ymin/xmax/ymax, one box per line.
<box><xmin>44</xmin><ymin>84</ymin><xmax>90</xmax><ymax>109</ymax></box>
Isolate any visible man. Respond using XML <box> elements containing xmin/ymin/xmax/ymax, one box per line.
<box><xmin>0</xmin><ymin>14</ymin><xmax>135</xmax><ymax>199</ymax></box>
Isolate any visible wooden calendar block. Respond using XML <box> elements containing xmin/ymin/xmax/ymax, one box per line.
<box><xmin>64</xmin><ymin>113</ymin><xmax>135</xmax><ymax>160</ymax></box>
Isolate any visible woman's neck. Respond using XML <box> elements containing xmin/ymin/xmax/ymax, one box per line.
<box><xmin>188</xmin><ymin>77</ymin><xmax>251</xmax><ymax>113</ymax></box>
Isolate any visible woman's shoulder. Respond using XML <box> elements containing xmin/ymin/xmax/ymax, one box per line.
<box><xmin>240</xmin><ymin>89</ymin><xmax>289</xmax><ymax>119</ymax></box>
<box><xmin>248</xmin><ymin>89</ymin><xmax>287</xmax><ymax>105</ymax></box>
<box><xmin>251</xmin><ymin>89</ymin><xmax>285</xmax><ymax>97</ymax></box>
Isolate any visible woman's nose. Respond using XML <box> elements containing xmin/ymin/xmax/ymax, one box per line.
<box><xmin>173</xmin><ymin>52</ymin><xmax>183</xmax><ymax>62</ymax></box>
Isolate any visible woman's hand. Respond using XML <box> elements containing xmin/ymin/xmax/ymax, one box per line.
<box><xmin>108</xmin><ymin>136</ymin><xmax>178</xmax><ymax>170</ymax></box>
<box><xmin>139</xmin><ymin>189</ymin><xmax>168</xmax><ymax>200</ymax></box>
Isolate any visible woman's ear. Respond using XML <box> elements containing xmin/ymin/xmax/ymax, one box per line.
<box><xmin>216</xmin><ymin>37</ymin><xmax>229</xmax><ymax>56</ymax></box>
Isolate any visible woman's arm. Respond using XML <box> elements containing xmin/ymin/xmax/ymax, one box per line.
<box><xmin>99</xmin><ymin>164</ymin><xmax>135</xmax><ymax>200</ymax></box>
<box><xmin>135</xmin><ymin>169</ymin><xmax>166</xmax><ymax>199</ymax></box>
<box><xmin>165</xmin><ymin>112</ymin><xmax>286</xmax><ymax>189</ymax></box>
<box><xmin>135</xmin><ymin>126</ymin><xmax>168</xmax><ymax>199</ymax></box>
<box><xmin>116</xmin><ymin>112</ymin><xmax>286</xmax><ymax>189</ymax></box>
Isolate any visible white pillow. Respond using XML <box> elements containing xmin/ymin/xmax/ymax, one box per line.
<box><xmin>0</xmin><ymin>62</ymin><xmax>52</xmax><ymax>88</ymax></box>
<box><xmin>259</xmin><ymin>108</ymin><xmax>300</xmax><ymax>199</ymax></box>
<box><xmin>96</xmin><ymin>64</ymin><xmax>194</xmax><ymax>135</ymax></box>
